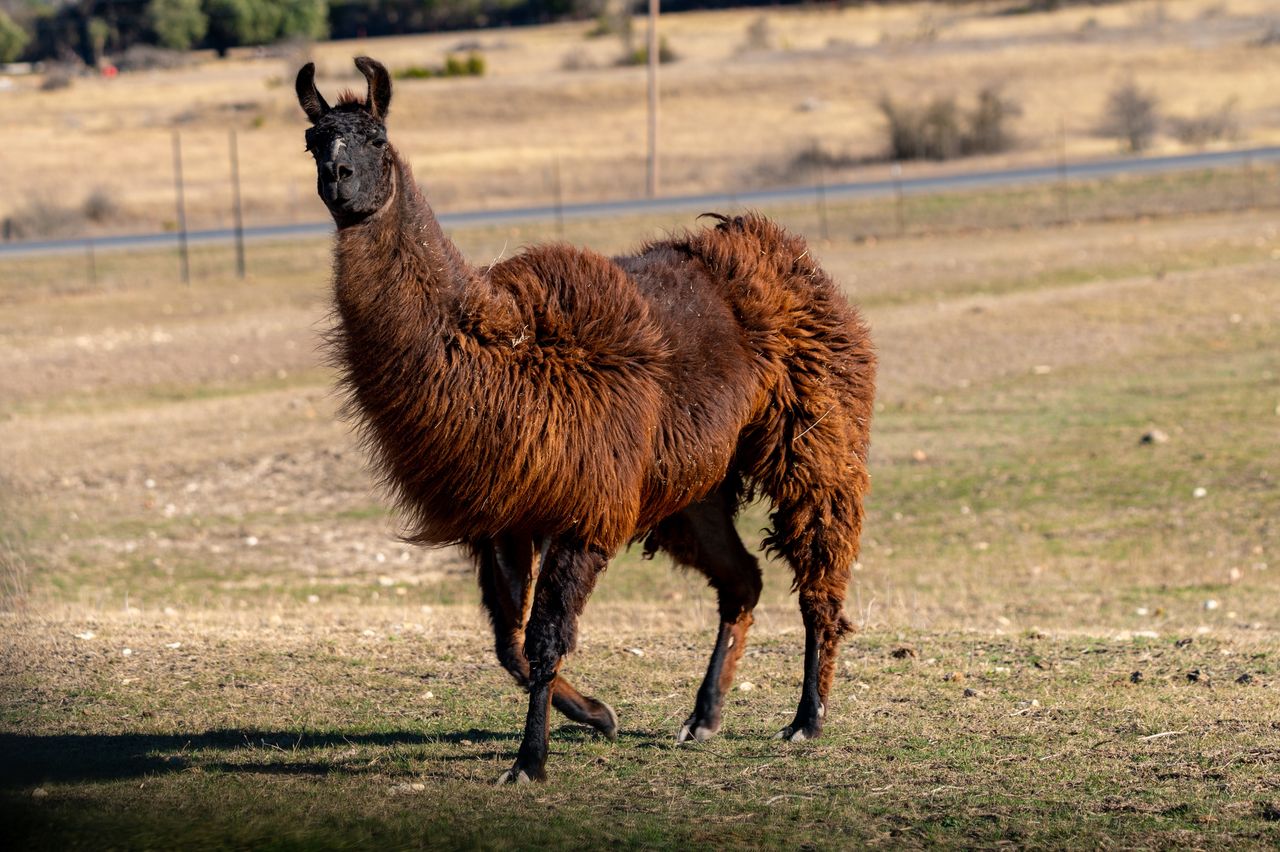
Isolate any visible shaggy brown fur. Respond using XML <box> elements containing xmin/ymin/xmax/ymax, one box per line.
<box><xmin>300</xmin><ymin>57</ymin><xmax>876</xmax><ymax>784</ymax></box>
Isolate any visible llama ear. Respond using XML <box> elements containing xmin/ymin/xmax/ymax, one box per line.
<box><xmin>354</xmin><ymin>56</ymin><xmax>392</xmax><ymax>120</ymax></box>
<box><xmin>295</xmin><ymin>62</ymin><xmax>330</xmax><ymax>124</ymax></box>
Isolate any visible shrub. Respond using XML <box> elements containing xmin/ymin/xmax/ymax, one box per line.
<box><xmin>586</xmin><ymin>0</ymin><xmax>631</xmax><ymax>41</ymax></box>
<box><xmin>277</xmin><ymin>0</ymin><xmax>328</xmax><ymax>41</ymax></box>
<box><xmin>1098</xmin><ymin>80</ymin><xmax>1160</xmax><ymax>153</ymax></box>
<box><xmin>114</xmin><ymin>44</ymin><xmax>194</xmax><ymax>71</ymax></box>
<box><xmin>879</xmin><ymin>87</ymin><xmax>1019</xmax><ymax>161</ymax></box>
<box><xmin>561</xmin><ymin>50</ymin><xmax>596</xmax><ymax>71</ymax></box>
<box><xmin>10</xmin><ymin>198</ymin><xmax>85</xmax><ymax>239</ymax></box>
<box><xmin>40</xmin><ymin>66</ymin><xmax>76</xmax><ymax>91</ymax></box>
<box><xmin>966</xmin><ymin>87</ymin><xmax>1021</xmax><ymax>155</ymax></box>
<box><xmin>82</xmin><ymin>187</ymin><xmax>119</xmax><ymax>224</ymax></box>
<box><xmin>1167</xmin><ymin>98</ymin><xmax>1239</xmax><ymax>147</ymax></box>
<box><xmin>393</xmin><ymin>53</ymin><xmax>485</xmax><ymax>80</ymax></box>
<box><xmin>203</xmin><ymin>0</ymin><xmax>326</xmax><ymax>53</ymax></box>
<box><xmin>205</xmin><ymin>0</ymin><xmax>277</xmax><ymax>51</ymax></box>
<box><xmin>618</xmin><ymin>35</ymin><xmax>677</xmax><ymax>66</ymax></box>
<box><xmin>1255</xmin><ymin>21</ymin><xmax>1280</xmax><ymax>47</ymax></box>
<box><xmin>443</xmin><ymin>53</ymin><xmax>467</xmax><ymax>76</ymax></box>
<box><xmin>396</xmin><ymin>65</ymin><xmax>434</xmax><ymax>80</ymax></box>
<box><xmin>148</xmin><ymin>0</ymin><xmax>208</xmax><ymax>51</ymax></box>
<box><xmin>790</xmin><ymin>143</ymin><xmax>861</xmax><ymax>176</ymax></box>
<box><xmin>742</xmin><ymin>15</ymin><xmax>773</xmax><ymax>52</ymax></box>
<box><xmin>0</xmin><ymin>11</ymin><xmax>30</xmax><ymax>63</ymax></box>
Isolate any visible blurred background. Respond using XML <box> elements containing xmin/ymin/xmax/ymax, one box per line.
<box><xmin>1</xmin><ymin>0</ymin><xmax>1278</xmax><ymax>247</ymax></box>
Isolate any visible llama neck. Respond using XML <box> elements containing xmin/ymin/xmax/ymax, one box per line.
<box><xmin>333</xmin><ymin>155</ymin><xmax>475</xmax><ymax>316</ymax></box>
<box><xmin>330</xmin><ymin>152</ymin><xmax>522</xmax><ymax>382</ymax></box>
<box><xmin>327</xmin><ymin>151</ymin><xmax>529</xmax><ymax>545</ymax></box>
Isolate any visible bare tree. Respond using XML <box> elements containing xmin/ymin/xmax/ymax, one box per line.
<box><xmin>1099</xmin><ymin>80</ymin><xmax>1160</xmax><ymax>153</ymax></box>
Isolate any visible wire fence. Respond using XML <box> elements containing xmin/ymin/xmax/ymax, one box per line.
<box><xmin>3</xmin><ymin>135</ymin><xmax>1279</xmax><ymax>294</ymax></box>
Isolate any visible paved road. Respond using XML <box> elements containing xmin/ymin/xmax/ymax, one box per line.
<box><xmin>3</xmin><ymin>145</ymin><xmax>1277</xmax><ymax>259</ymax></box>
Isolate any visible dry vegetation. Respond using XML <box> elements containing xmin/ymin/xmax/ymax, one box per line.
<box><xmin>2</xmin><ymin>163</ymin><xmax>1278</xmax><ymax>845</ymax></box>
<box><xmin>2</xmin><ymin>0</ymin><xmax>1278</xmax><ymax>236</ymax></box>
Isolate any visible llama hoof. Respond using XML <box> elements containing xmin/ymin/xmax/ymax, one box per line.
<box><xmin>676</xmin><ymin>716</ymin><xmax>719</xmax><ymax>744</ymax></box>
<box><xmin>495</xmin><ymin>766</ymin><xmax>538</xmax><ymax>786</ymax></box>
<box><xmin>775</xmin><ymin>701</ymin><xmax>824</xmax><ymax>742</ymax></box>
<box><xmin>596</xmin><ymin>700</ymin><xmax>619</xmax><ymax>741</ymax></box>
<box><xmin>773</xmin><ymin>724</ymin><xmax>821</xmax><ymax>743</ymax></box>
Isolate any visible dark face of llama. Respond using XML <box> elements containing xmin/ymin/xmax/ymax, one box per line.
<box><xmin>296</xmin><ymin>58</ymin><xmax>394</xmax><ymax>227</ymax></box>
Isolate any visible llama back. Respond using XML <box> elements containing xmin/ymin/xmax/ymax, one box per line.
<box><xmin>666</xmin><ymin>213</ymin><xmax>876</xmax><ymax>450</ymax></box>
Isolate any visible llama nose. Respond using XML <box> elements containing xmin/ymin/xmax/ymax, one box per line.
<box><xmin>323</xmin><ymin>161</ymin><xmax>354</xmax><ymax>183</ymax></box>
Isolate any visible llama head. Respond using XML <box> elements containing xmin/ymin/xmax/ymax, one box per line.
<box><xmin>296</xmin><ymin>57</ymin><xmax>395</xmax><ymax>227</ymax></box>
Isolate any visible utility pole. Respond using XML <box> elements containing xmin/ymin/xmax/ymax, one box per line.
<box><xmin>646</xmin><ymin>0</ymin><xmax>659</xmax><ymax>198</ymax></box>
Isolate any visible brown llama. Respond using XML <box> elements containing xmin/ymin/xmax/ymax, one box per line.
<box><xmin>296</xmin><ymin>57</ymin><xmax>876</xmax><ymax>784</ymax></box>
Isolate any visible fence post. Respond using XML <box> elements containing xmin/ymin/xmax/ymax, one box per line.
<box><xmin>171</xmin><ymin>130</ymin><xmax>190</xmax><ymax>286</ymax></box>
<box><xmin>86</xmin><ymin>238</ymin><xmax>97</xmax><ymax>288</ymax></box>
<box><xmin>553</xmin><ymin>155</ymin><xmax>565</xmax><ymax>240</ymax></box>
<box><xmin>229</xmin><ymin>129</ymin><xmax>246</xmax><ymax>279</ymax></box>
<box><xmin>892</xmin><ymin>162</ymin><xmax>905</xmax><ymax>236</ymax></box>
<box><xmin>1245</xmin><ymin>152</ymin><xmax>1256</xmax><ymax>210</ymax></box>
<box><xmin>1057</xmin><ymin>117</ymin><xmax>1070</xmax><ymax>224</ymax></box>
<box><xmin>815</xmin><ymin>156</ymin><xmax>830</xmax><ymax>242</ymax></box>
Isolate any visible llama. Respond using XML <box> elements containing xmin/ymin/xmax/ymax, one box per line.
<box><xmin>297</xmin><ymin>57</ymin><xmax>876</xmax><ymax>784</ymax></box>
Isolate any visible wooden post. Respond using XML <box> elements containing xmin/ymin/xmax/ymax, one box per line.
<box><xmin>1057</xmin><ymin>117</ymin><xmax>1069</xmax><ymax>224</ymax></box>
<box><xmin>553</xmin><ymin>155</ymin><xmax>565</xmax><ymax>240</ymax></box>
<box><xmin>229</xmin><ymin>130</ymin><xmax>246</xmax><ymax>279</ymax></box>
<box><xmin>892</xmin><ymin>162</ymin><xmax>905</xmax><ymax>237</ymax></box>
<box><xmin>172</xmin><ymin>130</ymin><xmax>190</xmax><ymax>286</ymax></box>
<box><xmin>814</xmin><ymin>149</ymin><xmax>830</xmax><ymax>242</ymax></box>
<box><xmin>1245</xmin><ymin>152</ymin><xmax>1256</xmax><ymax>210</ymax></box>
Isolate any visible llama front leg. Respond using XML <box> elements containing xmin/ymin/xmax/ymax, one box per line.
<box><xmin>679</xmin><ymin>610</ymin><xmax>756</xmax><ymax>743</ymax></box>
<box><xmin>475</xmin><ymin>536</ymin><xmax>618</xmax><ymax>738</ymax></box>
<box><xmin>496</xmin><ymin>537</ymin><xmax>606</xmax><ymax>785</ymax></box>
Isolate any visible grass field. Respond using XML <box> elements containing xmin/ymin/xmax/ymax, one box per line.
<box><xmin>3</xmin><ymin>0</ymin><xmax>1279</xmax><ymax>235</ymax></box>
<box><xmin>2</xmin><ymin>164</ymin><xmax>1278</xmax><ymax>847</ymax></box>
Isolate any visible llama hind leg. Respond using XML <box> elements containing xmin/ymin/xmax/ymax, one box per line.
<box><xmin>770</xmin><ymin>487</ymin><xmax>861</xmax><ymax>742</ymax></box>
<box><xmin>648</xmin><ymin>491</ymin><xmax>762</xmax><ymax>744</ymax></box>
<box><xmin>496</xmin><ymin>536</ymin><xmax>606</xmax><ymax>784</ymax></box>
<box><xmin>475</xmin><ymin>537</ymin><xmax>617</xmax><ymax>739</ymax></box>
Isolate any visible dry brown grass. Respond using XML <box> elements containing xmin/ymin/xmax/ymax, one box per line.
<box><xmin>3</xmin><ymin>0</ymin><xmax>1277</xmax><ymax>235</ymax></box>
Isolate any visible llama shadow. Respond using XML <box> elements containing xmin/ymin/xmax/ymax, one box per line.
<box><xmin>0</xmin><ymin>725</ymin><xmax>648</xmax><ymax>787</ymax></box>
<box><xmin>0</xmin><ymin>729</ymin><xmax>468</xmax><ymax>787</ymax></box>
